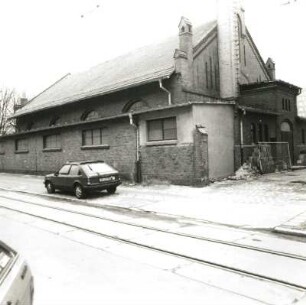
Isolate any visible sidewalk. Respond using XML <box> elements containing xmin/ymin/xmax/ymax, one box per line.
<box><xmin>0</xmin><ymin>170</ymin><xmax>306</xmax><ymax>236</ymax></box>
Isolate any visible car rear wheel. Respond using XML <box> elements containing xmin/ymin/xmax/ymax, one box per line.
<box><xmin>74</xmin><ymin>184</ymin><xmax>86</xmax><ymax>199</ymax></box>
<box><xmin>107</xmin><ymin>186</ymin><xmax>117</xmax><ymax>194</ymax></box>
<box><xmin>46</xmin><ymin>181</ymin><xmax>55</xmax><ymax>194</ymax></box>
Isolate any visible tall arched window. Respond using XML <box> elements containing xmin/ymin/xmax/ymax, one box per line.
<box><xmin>81</xmin><ymin>110</ymin><xmax>99</xmax><ymax>121</ymax></box>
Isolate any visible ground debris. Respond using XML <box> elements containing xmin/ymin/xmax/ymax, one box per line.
<box><xmin>227</xmin><ymin>163</ymin><xmax>260</xmax><ymax>181</ymax></box>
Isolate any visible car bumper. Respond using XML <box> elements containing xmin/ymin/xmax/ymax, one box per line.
<box><xmin>83</xmin><ymin>181</ymin><xmax>121</xmax><ymax>191</ymax></box>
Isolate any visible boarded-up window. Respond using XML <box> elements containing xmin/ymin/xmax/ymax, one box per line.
<box><xmin>147</xmin><ymin>117</ymin><xmax>177</xmax><ymax>141</ymax></box>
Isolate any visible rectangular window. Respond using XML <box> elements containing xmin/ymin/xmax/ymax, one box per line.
<box><xmin>43</xmin><ymin>134</ymin><xmax>61</xmax><ymax>149</ymax></box>
<box><xmin>205</xmin><ymin>62</ymin><xmax>209</xmax><ymax>89</ymax></box>
<box><xmin>302</xmin><ymin>129</ymin><xmax>305</xmax><ymax>144</ymax></box>
<box><xmin>147</xmin><ymin>117</ymin><xmax>177</xmax><ymax>142</ymax></box>
<box><xmin>244</xmin><ymin>45</ymin><xmax>247</xmax><ymax>66</ymax></box>
<box><xmin>209</xmin><ymin>57</ymin><xmax>213</xmax><ymax>89</ymax></box>
<box><xmin>258</xmin><ymin>123</ymin><xmax>263</xmax><ymax>142</ymax></box>
<box><xmin>82</xmin><ymin>128</ymin><xmax>103</xmax><ymax>146</ymax></box>
<box><xmin>264</xmin><ymin>124</ymin><xmax>269</xmax><ymax>142</ymax></box>
<box><xmin>15</xmin><ymin>138</ymin><xmax>28</xmax><ymax>152</ymax></box>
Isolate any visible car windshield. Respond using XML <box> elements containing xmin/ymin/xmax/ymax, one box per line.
<box><xmin>83</xmin><ymin>163</ymin><xmax>116</xmax><ymax>175</ymax></box>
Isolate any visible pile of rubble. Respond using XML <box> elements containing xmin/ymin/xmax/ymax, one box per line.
<box><xmin>228</xmin><ymin>163</ymin><xmax>259</xmax><ymax>180</ymax></box>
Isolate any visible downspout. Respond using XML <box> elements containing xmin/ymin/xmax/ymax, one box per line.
<box><xmin>159</xmin><ymin>79</ymin><xmax>172</xmax><ymax>105</ymax></box>
<box><xmin>129</xmin><ymin>112</ymin><xmax>141</xmax><ymax>183</ymax></box>
<box><xmin>240</xmin><ymin>108</ymin><xmax>246</xmax><ymax>165</ymax></box>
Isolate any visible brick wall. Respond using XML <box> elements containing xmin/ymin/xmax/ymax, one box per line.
<box><xmin>140</xmin><ymin>128</ymin><xmax>208</xmax><ymax>186</ymax></box>
<box><xmin>0</xmin><ymin>119</ymin><xmax>137</xmax><ymax>180</ymax></box>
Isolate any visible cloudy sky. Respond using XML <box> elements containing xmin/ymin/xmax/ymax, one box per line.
<box><xmin>0</xmin><ymin>0</ymin><xmax>305</xmax><ymax>98</ymax></box>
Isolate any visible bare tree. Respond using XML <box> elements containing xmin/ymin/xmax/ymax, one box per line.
<box><xmin>0</xmin><ymin>87</ymin><xmax>19</xmax><ymax>135</ymax></box>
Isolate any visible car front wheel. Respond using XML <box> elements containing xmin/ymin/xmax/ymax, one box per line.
<box><xmin>107</xmin><ymin>186</ymin><xmax>117</xmax><ymax>194</ymax></box>
<box><xmin>74</xmin><ymin>184</ymin><xmax>86</xmax><ymax>199</ymax></box>
<box><xmin>46</xmin><ymin>181</ymin><xmax>55</xmax><ymax>194</ymax></box>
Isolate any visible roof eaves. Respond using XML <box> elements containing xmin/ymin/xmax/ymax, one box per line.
<box><xmin>11</xmin><ymin>67</ymin><xmax>175</xmax><ymax>119</ymax></box>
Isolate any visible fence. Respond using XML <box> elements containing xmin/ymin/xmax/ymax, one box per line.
<box><xmin>240</xmin><ymin>142</ymin><xmax>291</xmax><ymax>174</ymax></box>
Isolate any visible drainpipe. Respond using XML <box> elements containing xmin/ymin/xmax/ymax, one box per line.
<box><xmin>159</xmin><ymin>79</ymin><xmax>172</xmax><ymax>105</ymax></box>
<box><xmin>240</xmin><ymin>108</ymin><xmax>246</xmax><ymax>165</ymax></box>
<box><xmin>129</xmin><ymin>112</ymin><xmax>141</xmax><ymax>182</ymax></box>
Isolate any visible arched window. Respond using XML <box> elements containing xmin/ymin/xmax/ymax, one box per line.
<box><xmin>26</xmin><ymin>122</ymin><xmax>34</xmax><ymax>131</ymax></box>
<box><xmin>122</xmin><ymin>99</ymin><xmax>148</xmax><ymax>113</ymax></box>
<box><xmin>280</xmin><ymin>121</ymin><xmax>291</xmax><ymax>132</ymax></box>
<box><xmin>49</xmin><ymin>116</ymin><xmax>60</xmax><ymax>126</ymax></box>
<box><xmin>81</xmin><ymin>110</ymin><xmax>99</xmax><ymax>121</ymax></box>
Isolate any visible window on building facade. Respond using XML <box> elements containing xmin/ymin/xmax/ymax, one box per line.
<box><xmin>82</xmin><ymin>128</ymin><xmax>104</xmax><ymax>146</ymax></box>
<box><xmin>26</xmin><ymin>122</ymin><xmax>34</xmax><ymax>131</ymax></box>
<box><xmin>251</xmin><ymin>123</ymin><xmax>257</xmax><ymax>143</ymax></box>
<box><xmin>205</xmin><ymin>62</ymin><xmax>209</xmax><ymax>89</ymax></box>
<box><xmin>282</xmin><ymin>98</ymin><xmax>291</xmax><ymax>111</ymax></box>
<box><xmin>147</xmin><ymin>117</ymin><xmax>177</xmax><ymax>142</ymax></box>
<box><xmin>258</xmin><ymin>123</ymin><xmax>263</xmax><ymax>142</ymax></box>
<box><xmin>81</xmin><ymin>110</ymin><xmax>99</xmax><ymax>121</ymax></box>
<box><xmin>209</xmin><ymin>57</ymin><xmax>213</xmax><ymax>89</ymax></box>
<box><xmin>243</xmin><ymin>45</ymin><xmax>247</xmax><ymax>66</ymax></box>
<box><xmin>43</xmin><ymin>134</ymin><xmax>61</xmax><ymax>149</ymax></box>
<box><xmin>302</xmin><ymin>129</ymin><xmax>305</xmax><ymax>144</ymax></box>
<box><xmin>264</xmin><ymin>124</ymin><xmax>269</xmax><ymax>142</ymax></box>
<box><xmin>15</xmin><ymin>138</ymin><xmax>28</xmax><ymax>152</ymax></box>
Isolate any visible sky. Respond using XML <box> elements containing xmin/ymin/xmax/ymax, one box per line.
<box><xmin>0</xmin><ymin>0</ymin><xmax>305</xmax><ymax>98</ymax></box>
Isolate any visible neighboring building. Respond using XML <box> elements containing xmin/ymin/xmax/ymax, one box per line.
<box><xmin>297</xmin><ymin>88</ymin><xmax>306</xmax><ymax>118</ymax></box>
<box><xmin>0</xmin><ymin>0</ymin><xmax>305</xmax><ymax>185</ymax></box>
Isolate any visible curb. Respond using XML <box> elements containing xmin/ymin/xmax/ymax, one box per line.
<box><xmin>273</xmin><ymin>226</ymin><xmax>306</xmax><ymax>238</ymax></box>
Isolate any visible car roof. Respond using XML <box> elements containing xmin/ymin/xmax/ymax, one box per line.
<box><xmin>65</xmin><ymin>160</ymin><xmax>105</xmax><ymax>165</ymax></box>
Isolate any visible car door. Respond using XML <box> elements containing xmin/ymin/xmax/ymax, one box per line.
<box><xmin>67</xmin><ymin>165</ymin><xmax>82</xmax><ymax>190</ymax></box>
<box><xmin>56</xmin><ymin>164</ymin><xmax>71</xmax><ymax>190</ymax></box>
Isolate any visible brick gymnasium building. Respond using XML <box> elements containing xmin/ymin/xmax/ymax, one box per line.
<box><xmin>1</xmin><ymin>0</ymin><xmax>306</xmax><ymax>185</ymax></box>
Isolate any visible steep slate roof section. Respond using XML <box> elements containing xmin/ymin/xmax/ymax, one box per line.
<box><xmin>13</xmin><ymin>20</ymin><xmax>217</xmax><ymax>118</ymax></box>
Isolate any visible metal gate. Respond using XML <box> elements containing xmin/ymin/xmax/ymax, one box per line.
<box><xmin>241</xmin><ymin>142</ymin><xmax>291</xmax><ymax>174</ymax></box>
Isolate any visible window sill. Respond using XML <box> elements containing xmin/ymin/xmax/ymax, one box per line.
<box><xmin>81</xmin><ymin>145</ymin><xmax>110</xmax><ymax>150</ymax></box>
<box><xmin>146</xmin><ymin>140</ymin><xmax>178</xmax><ymax>147</ymax></box>
<box><xmin>0</xmin><ymin>152</ymin><xmax>5</xmax><ymax>155</ymax></box>
<box><xmin>43</xmin><ymin>148</ymin><xmax>62</xmax><ymax>152</ymax></box>
<box><xmin>15</xmin><ymin>150</ymin><xmax>29</xmax><ymax>154</ymax></box>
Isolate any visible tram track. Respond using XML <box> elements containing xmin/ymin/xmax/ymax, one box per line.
<box><xmin>0</xmin><ymin>193</ymin><xmax>304</xmax><ymax>262</ymax></box>
<box><xmin>0</xmin><ymin>194</ymin><xmax>306</xmax><ymax>294</ymax></box>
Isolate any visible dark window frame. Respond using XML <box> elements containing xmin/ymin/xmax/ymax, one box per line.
<box><xmin>15</xmin><ymin>138</ymin><xmax>28</xmax><ymax>152</ymax></box>
<box><xmin>82</xmin><ymin>128</ymin><xmax>104</xmax><ymax>146</ymax></box>
<box><xmin>147</xmin><ymin>117</ymin><xmax>177</xmax><ymax>142</ymax></box>
<box><xmin>43</xmin><ymin>134</ymin><xmax>61</xmax><ymax>149</ymax></box>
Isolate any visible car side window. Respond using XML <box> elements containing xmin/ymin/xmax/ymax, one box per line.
<box><xmin>69</xmin><ymin>165</ymin><xmax>80</xmax><ymax>176</ymax></box>
<box><xmin>59</xmin><ymin>165</ymin><xmax>71</xmax><ymax>175</ymax></box>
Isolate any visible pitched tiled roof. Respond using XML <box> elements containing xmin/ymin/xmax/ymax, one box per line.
<box><xmin>13</xmin><ymin>20</ymin><xmax>217</xmax><ymax>118</ymax></box>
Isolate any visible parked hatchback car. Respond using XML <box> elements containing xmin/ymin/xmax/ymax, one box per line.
<box><xmin>44</xmin><ymin>160</ymin><xmax>121</xmax><ymax>199</ymax></box>
<box><xmin>0</xmin><ymin>241</ymin><xmax>34</xmax><ymax>305</ymax></box>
